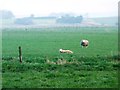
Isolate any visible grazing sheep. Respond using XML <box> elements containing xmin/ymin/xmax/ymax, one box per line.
<box><xmin>80</xmin><ymin>39</ymin><xmax>89</xmax><ymax>48</ymax></box>
<box><xmin>59</xmin><ymin>49</ymin><xmax>73</xmax><ymax>54</ymax></box>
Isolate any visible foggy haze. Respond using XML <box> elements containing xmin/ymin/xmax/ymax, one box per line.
<box><xmin>0</xmin><ymin>0</ymin><xmax>119</xmax><ymax>18</ymax></box>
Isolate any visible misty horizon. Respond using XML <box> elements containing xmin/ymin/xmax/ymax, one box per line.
<box><xmin>0</xmin><ymin>10</ymin><xmax>118</xmax><ymax>18</ymax></box>
<box><xmin>0</xmin><ymin>0</ymin><xmax>118</xmax><ymax>18</ymax></box>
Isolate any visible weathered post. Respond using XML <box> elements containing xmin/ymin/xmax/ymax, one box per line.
<box><xmin>18</xmin><ymin>46</ymin><xmax>22</xmax><ymax>63</ymax></box>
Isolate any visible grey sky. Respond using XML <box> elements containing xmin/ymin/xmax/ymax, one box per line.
<box><xmin>0</xmin><ymin>0</ymin><xmax>119</xmax><ymax>18</ymax></box>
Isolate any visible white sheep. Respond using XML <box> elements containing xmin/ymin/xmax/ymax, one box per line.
<box><xmin>80</xmin><ymin>39</ymin><xmax>89</xmax><ymax>48</ymax></box>
<box><xmin>59</xmin><ymin>49</ymin><xmax>73</xmax><ymax>54</ymax></box>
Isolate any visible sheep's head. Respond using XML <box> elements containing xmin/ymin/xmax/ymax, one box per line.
<box><xmin>59</xmin><ymin>49</ymin><xmax>63</xmax><ymax>52</ymax></box>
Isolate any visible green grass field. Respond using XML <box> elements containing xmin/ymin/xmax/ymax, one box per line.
<box><xmin>2</xmin><ymin>27</ymin><xmax>119</xmax><ymax>88</ymax></box>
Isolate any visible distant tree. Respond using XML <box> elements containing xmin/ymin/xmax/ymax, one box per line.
<box><xmin>56</xmin><ymin>15</ymin><xmax>83</xmax><ymax>24</ymax></box>
<box><xmin>30</xmin><ymin>14</ymin><xmax>35</xmax><ymax>18</ymax></box>
<box><xmin>0</xmin><ymin>10</ymin><xmax>15</xmax><ymax>19</ymax></box>
<box><xmin>14</xmin><ymin>17</ymin><xmax>33</xmax><ymax>25</ymax></box>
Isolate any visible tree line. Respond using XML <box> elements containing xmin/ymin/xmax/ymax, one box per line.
<box><xmin>1</xmin><ymin>10</ymin><xmax>83</xmax><ymax>25</ymax></box>
<box><xmin>56</xmin><ymin>15</ymin><xmax>83</xmax><ymax>24</ymax></box>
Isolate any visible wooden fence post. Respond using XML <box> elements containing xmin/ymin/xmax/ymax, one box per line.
<box><xmin>18</xmin><ymin>46</ymin><xmax>22</xmax><ymax>63</ymax></box>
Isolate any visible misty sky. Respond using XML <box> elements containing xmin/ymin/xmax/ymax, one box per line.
<box><xmin>0</xmin><ymin>0</ymin><xmax>119</xmax><ymax>18</ymax></box>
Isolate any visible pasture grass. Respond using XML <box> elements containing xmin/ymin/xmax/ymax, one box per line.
<box><xmin>3</xmin><ymin>70</ymin><xmax>118</xmax><ymax>88</ymax></box>
<box><xmin>2</xmin><ymin>27</ymin><xmax>119</xmax><ymax>88</ymax></box>
<box><xmin>2</xmin><ymin>27</ymin><xmax>118</xmax><ymax>57</ymax></box>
